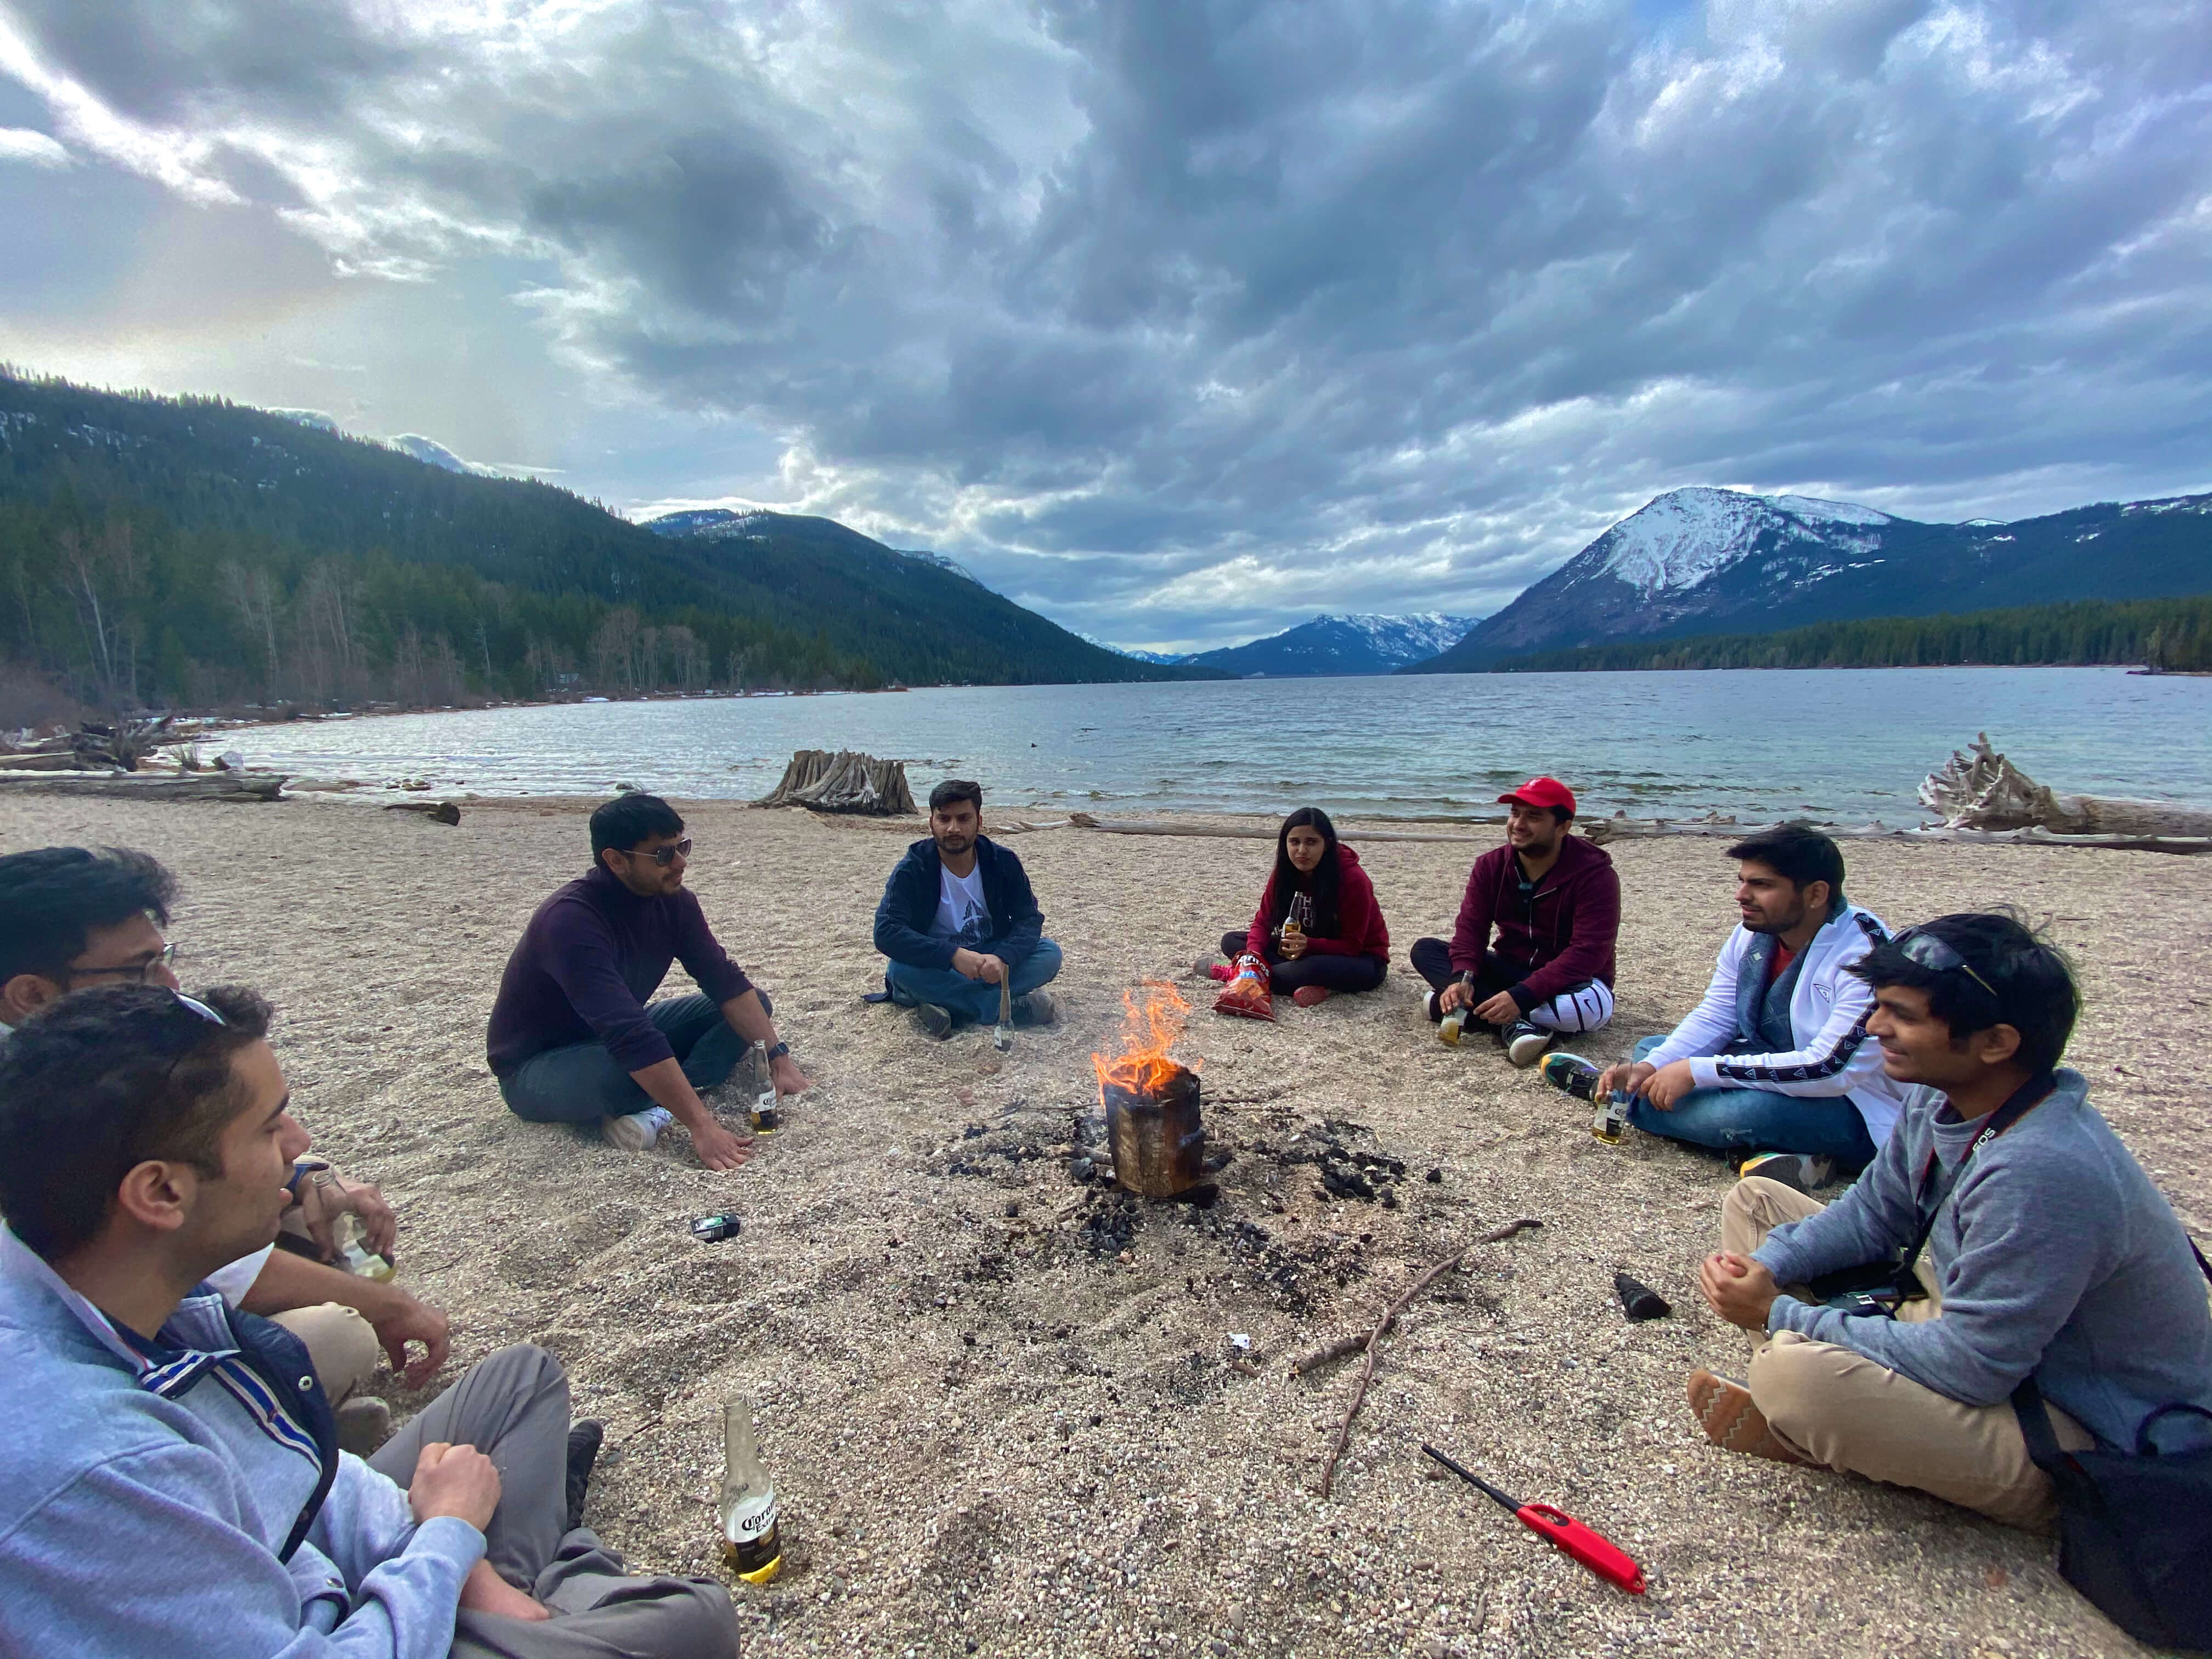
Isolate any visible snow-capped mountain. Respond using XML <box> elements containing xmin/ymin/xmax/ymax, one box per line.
<box><xmin>1411</xmin><ymin>484</ymin><xmax>2212</xmax><ymax>671</ymax></box>
<box><xmin>386</xmin><ymin>433</ymin><xmax>501</xmax><ymax>476</ymax></box>
<box><xmin>1186</xmin><ymin>612</ymin><xmax>1482</xmax><ymax>676</ymax></box>
<box><xmin>644</xmin><ymin>507</ymin><xmax>984</xmax><ymax>584</ymax></box>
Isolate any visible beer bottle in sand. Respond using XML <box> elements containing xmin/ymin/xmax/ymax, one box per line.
<box><xmin>749</xmin><ymin>1039</ymin><xmax>778</xmax><ymax>1135</ymax></box>
<box><xmin>1438</xmin><ymin>971</ymin><xmax>1476</xmax><ymax>1046</ymax></box>
<box><xmin>720</xmin><ymin>1397</ymin><xmax>784</xmax><ymax>1583</ymax></box>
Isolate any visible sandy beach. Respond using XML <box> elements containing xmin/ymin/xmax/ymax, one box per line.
<box><xmin>1</xmin><ymin>789</ymin><xmax>2203</xmax><ymax>1659</ymax></box>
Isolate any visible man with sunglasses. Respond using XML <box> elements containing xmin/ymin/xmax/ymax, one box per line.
<box><xmin>0</xmin><ymin>845</ymin><xmax>450</xmax><ymax>1451</ymax></box>
<box><xmin>1589</xmin><ymin>822</ymin><xmax>1905</xmax><ymax>1192</ymax></box>
<box><xmin>0</xmin><ymin>983</ymin><xmax>738</xmax><ymax>1658</ymax></box>
<box><xmin>1685</xmin><ymin>911</ymin><xmax>2212</xmax><ymax>1526</ymax></box>
<box><xmin>489</xmin><ymin>792</ymin><xmax>810</xmax><ymax>1166</ymax></box>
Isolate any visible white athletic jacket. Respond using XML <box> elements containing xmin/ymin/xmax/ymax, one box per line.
<box><xmin>1646</xmin><ymin>901</ymin><xmax>1908</xmax><ymax>1147</ymax></box>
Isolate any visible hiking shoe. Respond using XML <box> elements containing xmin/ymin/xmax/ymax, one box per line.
<box><xmin>1192</xmin><ymin>955</ymin><xmax>1218</xmax><ymax>980</ymax></box>
<box><xmin>601</xmin><ymin>1105</ymin><xmax>673</xmax><ymax>1153</ymax></box>
<box><xmin>565</xmin><ymin>1420</ymin><xmax>605</xmax><ymax>1532</ymax></box>
<box><xmin>1503</xmin><ymin>1019</ymin><xmax>1551</xmax><ymax>1068</ymax></box>
<box><xmin>335</xmin><ymin>1397</ymin><xmax>392</xmax><ymax>1457</ymax></box>
<box><xmin>1736</xmin><ymin>1152</ymin><xmax>1833</xmax><ymax>1194</ymax></box>
<box><xmin>1291</xmin><ymin>985</ymin><xmax>1333</xmax><ymax>1008</ymax></box>
<box><xmin>1421</xmin><ymin>989</ymin><xmax>1443</xmax><ymax>1023</ymax></box>
<box><xmin>1539</xmin><ymin>1052</ymin><xmax>1602</xmax><ymax>1101</ymax></box>
<box><xmin>1687</xmin><ymin>1370</ymin><xmax>1811</xmax><ymax>1465</ymax></box>
<box><xmin>1012</xmin><ymin>989</ymin><xmax>1057</xmax><ymax>1028</ymax></box>
<box><xmin>912</xmin><ymin>1001</ymin><xmax>954</xmax><ymax>1040</ymax></box>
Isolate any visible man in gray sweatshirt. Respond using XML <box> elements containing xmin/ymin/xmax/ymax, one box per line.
<box><xmin>1689</xmin><ymin>911</ymin><xmax>2212</xmax><ymax>1527</ymax></box>
<box><xmin>0</xmin><ymin>983</ymin><xmax>737</xmax><ymax>1658</ymax></box>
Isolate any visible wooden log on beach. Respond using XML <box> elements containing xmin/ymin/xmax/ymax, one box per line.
<box><xmin>1920</xmin><ymin>733</ymin><xmax>2212</xmax><ymax>839</ymax></box>
<box><xmin>1068</xmin><ymin>812</ymin><xmax>1490</xmax><ymax>844</ymax></box>
<box><xmin>0</xmin><ymin>771</ymin><xmax>287</xmax><ymax>803</ymax></box>
<box><xmin>1582</xmin><ymin>813</ymin><xmax>2210</xmax><ymax>856</ymax></box>
<box><xmin>754</xmin><ymin>749</ymin><xmax>918</xmax><ymax>815</ymax></box>
<box><xmin>383</xmin><ymin>799</ymin><xmax>462</xmax><ymax>825</ymax></box>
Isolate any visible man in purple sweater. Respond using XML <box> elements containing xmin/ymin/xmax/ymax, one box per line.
<box><xmin>488</xmin><ymin>794</ymin><xmax>810</xmax><ymax>1169</ymax></box>
<box><xmin>1408</xmin><ymin>776</ymin><xmax>1621</xmax><ymax>1067</ymax></box>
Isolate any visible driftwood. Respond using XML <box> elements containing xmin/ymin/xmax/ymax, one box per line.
<box><xmin>754</xmin><ymin>749</ymin><xmax>917</xmax><ymax>815</ymax></box>
<box><xmin>1584</xmin><ymin>811</ymin><xmax>2211</xmax><ymax>856</ymax></box>
<box><xmin>1920</xmin><ymin>732</ymin><xmax>2212</xmax><ymax>838</ymax></box>
<box><xmin>0</xmin><ymin>771</ymin><xmax>287</xmax><ymax>803</ymax></box>
<box><xmin>1306</xmin><ymin>1217</ymin><xmax>1542</xmax><ymax>1498</ymax></box>
<box><xmin>383</xmin><ymin>800</ymin><xmax>461</xmax><ymax>825</ymax></box>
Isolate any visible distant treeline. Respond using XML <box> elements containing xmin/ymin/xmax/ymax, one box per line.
<box><xmin>1488</xmin><ymin>598</ymin><xmax>2212</xmax><ymax>675</ymax></box>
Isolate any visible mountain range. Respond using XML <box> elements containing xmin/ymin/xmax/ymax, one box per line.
<box><xmin>1129</xmin><ymin>612</ymin><xmax>1480</xmax><ymax>676</ymax></box>
<box><xmin>1410</xmin><ymin>486</ymin><xmax>2212</xmax><ymax>672</ymax></box>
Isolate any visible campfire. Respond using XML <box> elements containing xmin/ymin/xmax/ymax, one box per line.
<box><xmin>1092</xmin><ymin>983</ymin><xmax>1205</xmax><ymax>1199</ymax></box>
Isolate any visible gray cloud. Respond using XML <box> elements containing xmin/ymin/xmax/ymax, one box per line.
<box><xmin>2</xmin><ymin>0</ymin><xmax>2208</xmax><ymax>648</ymax></box>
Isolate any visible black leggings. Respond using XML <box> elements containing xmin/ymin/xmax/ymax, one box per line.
<box><xmin>1217</xmin><ymin>931</ymin><xmax>1388</xmax><ymax>995</ymax></box>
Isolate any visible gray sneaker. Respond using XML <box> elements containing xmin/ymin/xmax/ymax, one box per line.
<box><xmin>1737</xmin><ymin>1152</ymin><xmax>1834</xmax><ymax>1193</ymax></box>
<box><xmin>602</xmin><ymin>1105</ymin><xmax>673</xmax><ymax>1152</ymax></box>
<box><xmin>335</xmin><ymin>1397</ymin><xmax>392</xmax><ymax>1457</ymax></box>
<box><xmin>1503</xmin><ymin>1019</ymin><xmax>1551</xmax><ymax>1068</ymax></box>
<box><xmin>912</xmin><ymin>1001</ymin><xmax>954</xmax><ymax>1040</ymax></box>
<box><xmin>1012</xmin><ymin>989</ymin><xmax>1057</xmax><ymax>1028</ymax></box>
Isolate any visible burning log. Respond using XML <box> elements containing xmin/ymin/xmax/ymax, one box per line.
<box><xmin>1092</xmin><ymin>983</ymin><xmax>1206</xmax><ymax>1200</ymax></box>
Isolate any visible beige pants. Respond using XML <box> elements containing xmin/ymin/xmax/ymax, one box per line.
<box><xmin>269</xmin><ymin>1302</ymin><xmax>381</xmax><ymax>1405</ymax></box>
<box><xmin>1723</xmin><ymin>1176</ymin><xmax>2093</xmax><ymax>1529</ymax></box>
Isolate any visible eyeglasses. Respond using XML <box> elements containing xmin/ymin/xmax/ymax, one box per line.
<box><xmin>620</xmin><ymin>838</ymin><xmax>692</xmax><ymax>867</ymax></box>
<box><xmin>1893</xmin><ymin>929</ymin><xmax>1997</xmax><ymax>998</ymax></box>
<box><xmin>68</xmin><ymin>941</ymin><xmax>179</xmax><ymax>985</ymax></box>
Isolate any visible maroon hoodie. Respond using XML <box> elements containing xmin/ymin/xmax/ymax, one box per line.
<box><xmin>1246</xmin><ymin>843</ymin><xmax>1390</xmax><ymax>962</ymax></box>
<box><xmin>1448</xmin><ymin>833</ymin><xmax>1619</xmax><ymax>1011</ymax></box>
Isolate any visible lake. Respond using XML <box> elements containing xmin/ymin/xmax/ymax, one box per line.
<box><xmin>227</xmin><ymin>667</ymin><xmax>2212</xmax><ymax>824</ymax></box>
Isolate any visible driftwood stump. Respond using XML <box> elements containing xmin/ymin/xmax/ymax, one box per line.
<box><xmin>754</xmin><ymin>750</ymin><xmax>917</xmax><ymax>815</ymax></box>
<box><xmin>1920</xmin><ymin>733</ymin><xmax>2212</xmax><ymax>838</ymax></box>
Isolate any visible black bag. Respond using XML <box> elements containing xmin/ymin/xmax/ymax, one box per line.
<box><xmin>2013</xmin><ymin>1370</ymin><xmax>2212</xmax><ymax>1651</ymax></box>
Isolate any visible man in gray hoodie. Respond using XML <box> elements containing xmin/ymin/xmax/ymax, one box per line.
<box><xmin>0</xmin><ymin>983</ymin><xmax>737</xmax><ymax>1658</ymax></box>
<box><xmin>1688</xmin><ymin>912</ymin><xmax>2212</xmax><ymax>1526</ymax></box>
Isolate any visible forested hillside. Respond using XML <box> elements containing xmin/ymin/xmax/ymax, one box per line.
<box><xmin>0</xmin><ymin>371</ymin><xmax>1211</xmax><ymax>710</ymax></box>
<box><xmin>1483</xmin><ymin>597</ymin><xmax>2212</xmax><ymax>673</ymax></box>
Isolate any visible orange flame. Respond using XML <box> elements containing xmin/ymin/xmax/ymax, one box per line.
<box><xmin>1092</xmin><ymin>980</ymin><xmax>1192</xmax><ymax>1095</ymax></box>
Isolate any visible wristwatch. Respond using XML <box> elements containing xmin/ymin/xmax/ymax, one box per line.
<box><xmin>764</xmin><ymin>1041</ymin><xmax>791</xmax><ymax>1062</ymax></box>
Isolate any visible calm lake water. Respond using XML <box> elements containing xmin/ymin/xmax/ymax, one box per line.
<box><xmin>229</xmin><ymin>667</ymin><xmax>2212</xmax><ymax>824</ymax></box>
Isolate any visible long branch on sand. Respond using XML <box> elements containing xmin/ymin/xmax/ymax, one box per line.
<box><xmin>1304</xmin><ymin>1217</ymin><xmax>1543</xmax><ymax>1499</ymax></box>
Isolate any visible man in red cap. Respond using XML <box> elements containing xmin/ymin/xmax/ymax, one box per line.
<box><xmin>1409</xmin><ymin>777</ymin><xmax>1621</xmax><ymax>1066</ymax></box>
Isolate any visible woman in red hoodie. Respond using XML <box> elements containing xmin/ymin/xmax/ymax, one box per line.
<box><xmin>1205</xmin><ymin>808</ymin><xmax>1390</xmax><ymax>1006</ymax></box>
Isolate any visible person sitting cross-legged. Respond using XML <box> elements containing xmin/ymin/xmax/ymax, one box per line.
<box><xmin>1200</xmin><ymin>806</ymin><xmax>1389</xmax><ymax>1007</ymax></box>
<box><xmin>1409</xmin><ymin>776</ymin><xmax>1620</xmax><ymax>1066</ymax></box>
<box><xmin>1688</xmin><ymin>912</ymin><xmax>2212</xmax><ymax>1528</ymax></box>
<box><xmin>1590</xmin><ymin>822</ymin><xmax>1904</xmax><ymax>1192</ymax></box>
<box><xmin>873</xmin><ymin>778</ymin><xmax>1063</xmax><ymax>1039</ymax></box>
<box><xmin>0</xmin><ymin>983</ymin><xmax>738</xmax><ymax>1658</ymax></box>
<box><xmin>488</xmin><ymin>792</ymin><xmax>811</xmax><ymax>1167</ymax></box>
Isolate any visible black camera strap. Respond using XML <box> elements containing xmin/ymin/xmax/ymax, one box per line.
<box><xmin>1897</xmin><ymin>1071</ymin><xmax>2056</xmax><ymax>1283</ymax></box>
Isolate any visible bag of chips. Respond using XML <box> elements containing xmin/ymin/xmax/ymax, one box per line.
<box><xmin>1212</xmin><ymin>952</ymin><xmax>1275</xmax><ymax>1022</ymax></box>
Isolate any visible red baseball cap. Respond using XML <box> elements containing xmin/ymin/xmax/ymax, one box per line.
<box><xmin>1497</xmin><ymin>776</ymin><xmax>1576</xmax><ymax>815</ymax></box>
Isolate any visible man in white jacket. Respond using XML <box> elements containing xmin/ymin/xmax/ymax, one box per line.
<box><xmin>1594</xmin><ymin>824</ymin><xmax>1905</xmax><ymax>1191</ymax></box>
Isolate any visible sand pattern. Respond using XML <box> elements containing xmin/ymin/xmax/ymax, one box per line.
<box><xmin>1</xmin><ymin>791</ymin><xmax>2201</xmax><ymax>1658</ymax></box>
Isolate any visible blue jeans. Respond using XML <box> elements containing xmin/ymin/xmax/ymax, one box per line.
<box><xmin>1623</xmin><ymin>1034</ymin><xmax>1877</xmax><ymax>1166</ymax></box>
<box><xmin>498</xmin><ymin>992</ymin><xmax>762</xmax><ymax>1124</ymax></box>
<box><xmin>886</xmin><ymin>939</ymin><xmax>1064</xmax><ymax>1025</ymax></box>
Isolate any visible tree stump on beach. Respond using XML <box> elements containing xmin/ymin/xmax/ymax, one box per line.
<box><xmin>383</xmin><ymin>799</ymin><xmax>462</xmax><ymax>825</ymax></box>
<box><xmin>754</xmin><ymin>749</ymin><xmax>918</xmax><ymax>815</ymax></box>
<box><xmin>1920</xmin><ymin>733</ymin><xmax>2212</xmax><ymax>838</ymax></box>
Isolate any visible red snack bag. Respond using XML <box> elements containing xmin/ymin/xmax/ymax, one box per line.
<box><xmin>1212</xmin><ymin>952</ymin><xmax>1275</xmax><ymax>1022</ymax></box>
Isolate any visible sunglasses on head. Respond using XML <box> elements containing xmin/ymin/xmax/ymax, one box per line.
<box><xmin>1893</xmin><ymin>928</ymin><xmax>1997</xmax><ymax>997</ymax></box>
<box><xmin>173</xmin><ymin>991</ymin><xmax>227</xmax><ymax>1025</ymax></box>
<box><xmin>621</xmin><ymin>838</ymin><xmax>692</xmax><ymax>867</ymax></box>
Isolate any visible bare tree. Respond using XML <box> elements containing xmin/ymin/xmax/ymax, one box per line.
<box><xmin>219</xmin><ymin>561</ymin><xmax>285</xmax><ymax>698</ymax></box>
<box><xmin>61</xmin><ymin>522</ymin><xmax>142</xmax><ymax>706</ymax></box>
<box><xmin>589</xmin><ymin>606</ymin><xmax>641</xmax><ymax>691</ymax></box>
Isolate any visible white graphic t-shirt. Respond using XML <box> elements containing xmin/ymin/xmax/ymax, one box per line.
<box><xmin>930</xmin><ymin>862</ymin><xmax>991</xmax><ymax>946</ymax></box>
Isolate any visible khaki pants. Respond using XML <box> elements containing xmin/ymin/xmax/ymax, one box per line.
<box><xmin>270</xmin><ymin>1303</ymin><xmax>381</xmax><ymax>1404</ymax></box>
<box><xmin>1723</xmin><ymin>1176</ymin><xmax>2093</xmax><ymax>1529</ymax></box>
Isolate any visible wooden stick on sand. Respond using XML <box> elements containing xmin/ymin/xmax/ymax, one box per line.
<box><xmin>1304</xmin><ymin>1217</ymin><xmax>1543</xmax><ymax>1499</ymax></box>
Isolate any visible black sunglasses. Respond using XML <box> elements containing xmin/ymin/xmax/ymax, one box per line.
<box><xmin>620</xmin><ymin>838</ymin><xmax>692</xmax><ymax>867</ymax></box>
<box><xmin>1893</xmin><ymin>928</ymin><xmax>1997</xmax><ymax>997</ymax></box>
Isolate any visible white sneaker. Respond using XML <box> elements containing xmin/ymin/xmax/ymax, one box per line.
<box><xmin>602</xmin><ymin>1105</ymin><xmax>673</xmax><ymax>1152</ymax></box>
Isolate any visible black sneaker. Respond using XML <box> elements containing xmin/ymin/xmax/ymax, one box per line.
<box><xmin>1503</xmin><ymin>1019</ymin><xmax>1551</xmax><ymax>1068</ymax></box>
<box><xmin>1538</xmin><ymin>1052</ymin><xmax>1602</xmax><ymax>1100</ymax></box>
<box><xmin>912</xmin><ymin>1002</ymin><xmax>954</xmax><ymax>1040</ymax></box>
<box><xmin>1735</xmin><ymin>1152</ymin><xmax>1833</xmax><ymax>1194</ymax></box>
<box><xmin>565</xmin><ymin>1420</ymin><xmax>604</xmax><ymax>1532</ymax></box>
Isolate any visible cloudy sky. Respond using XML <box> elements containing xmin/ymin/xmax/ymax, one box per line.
<box><xmin>2</xmin><ymin>1</ymin><xmax>2207</xmax><ymax>651</ymax></box>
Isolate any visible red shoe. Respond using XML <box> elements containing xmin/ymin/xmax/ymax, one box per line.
<box><xmin>1291</xmin><ymin>985</ymin><xmax>1333</xmax><ymax>1007</ymax></box>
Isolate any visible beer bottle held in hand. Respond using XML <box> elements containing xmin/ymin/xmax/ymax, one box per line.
<box><xmin>719</xmin><ymin>1396</ymin><xmax>783</xmax><ymax>1584</ymax></box>
<box><xmin>1438</xmin><ymin>970</ymin><xmax>1476</xmax><ymax>1046</ymax></box>
<box><xmin>1282</xmin><ymin>893</ymin><xmax>1310</xmax><ymax>956</ymax></box>
<box><xmin>749</xmin><ymin>1039</ymin><xmax>778</xmax><ymax>1135</ymax></box>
